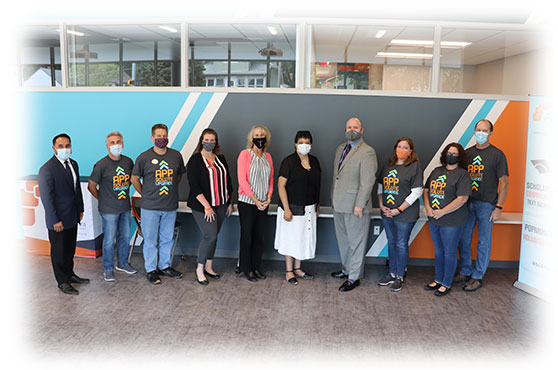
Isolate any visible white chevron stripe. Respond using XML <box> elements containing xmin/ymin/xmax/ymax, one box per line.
<box><xmin>464</xmin><ymin>100</ymin><xmax>509</xmax><ymax>148</ymax></box>
<box><xmin>180</xmin><ymin>93</ymin><xmax>228</xmax><ymax>159</ymax></box>
<box><xmin>168</xmin><ymin>92</ymin><xmax>201</xmax><ymax>146</ymax></box>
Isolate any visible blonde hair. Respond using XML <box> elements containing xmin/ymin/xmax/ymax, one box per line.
<box><xmin>246</xmin><ymin>124</ymin><xmax>271</xmax><ymax>151</ymax></box>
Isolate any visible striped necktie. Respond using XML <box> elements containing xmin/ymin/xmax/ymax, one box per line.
<box><xmin>338</xmin><ymin>143</ymin><xmax>352</xmax><ymax>169</ymax></box>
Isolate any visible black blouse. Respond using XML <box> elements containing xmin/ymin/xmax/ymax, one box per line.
<box><xmin>278</xmin><ymin>152</ymin><xmax>321</xmax><ymax>207</ymax></box>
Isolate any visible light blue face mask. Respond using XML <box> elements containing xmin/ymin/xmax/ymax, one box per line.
<box><xmin>475</xmin><ymin>131</ymin><xmax>489</xmax><ymax>145</ymax></box>
<box><xmin>56</xmin><ymin>148</ymin><xmax>71</xmax><ymax>161</ymax></box>
<box><xmin>110</xmin><ymin>144</ymin><xmax>123</xmax><ymax>157</ymax></box>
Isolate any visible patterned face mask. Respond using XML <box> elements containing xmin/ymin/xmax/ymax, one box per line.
<box><xmin>154</xmin><ymin>137</ymin><xmax>168</xmax><ymax>148</ymax></box>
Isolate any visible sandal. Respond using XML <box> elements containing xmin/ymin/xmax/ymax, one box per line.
<box><xmin>424</xmin><ymin>281</ymin><xmax>441</xmax><ymax>291</ymax></box>
<box><xmin>285</xmin><ymin>270</ymin><xmax>298</xmax><ymax>285</ymax></box>
<box><xmin>294</xmin><ymin>267</ymin><xmax>314</xmax><ymax>280</ymax></box>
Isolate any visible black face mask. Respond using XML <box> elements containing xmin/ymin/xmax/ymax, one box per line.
<box><xmin>445</xmin><ymin>153</ymin><xmax>459</xmax><ymax>165</ymax></box>
<box><xmin>253</xmin><ymin>137</ymin><xmax>267</xmax><ymax>149</ymax></box>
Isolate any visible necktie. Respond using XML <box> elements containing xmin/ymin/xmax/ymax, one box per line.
<box><xmin>338</xmin><ymin>143</ymin><xmax>351</xmax><ymax>169</ymax></box>
<box><xmin>65</xmin><ymin>160</ymin><xmax>75</xmax><ymax>188</ymax></box>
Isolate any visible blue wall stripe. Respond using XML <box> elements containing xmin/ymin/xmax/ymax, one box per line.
<box><xmin>458</xmin><ymin>100</ymin><xmax>496</xmax><ymax>147</ymax></box>
<box><xmin>171</xmin><ymin>92</ymin><xmax>214</xmax><ymax>152</ymax></box>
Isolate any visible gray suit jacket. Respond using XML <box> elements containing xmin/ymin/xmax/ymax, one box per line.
<box><xmin>331</xmin><ymin>139</ymin><xmax>378</xmax><ymax>214</ymax></box>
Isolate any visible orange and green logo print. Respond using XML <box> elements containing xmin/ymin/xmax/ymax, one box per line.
<box><xmin>468</xmin><ymin>155</ymin><xmax>483</xmax><ymax>191</ymax></box>
<box><xmin>429</xmin><ymin>174</ymin><xmax>446</xmax><ymax>209</ymax></box>
<box><xmin>113</xmin><ymin>166</ymin><xmax>130</xmax><ymax>199</ymax></box>
<box><xmin>155</xmin><ymin>160</ymin><xmax>173</xmax><ymax>196</ymax></box>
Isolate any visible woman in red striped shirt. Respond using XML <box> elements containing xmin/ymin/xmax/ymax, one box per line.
<box><xmin>186</xmin><ymin>128</ymin><xmax>233</xmax><ymax>285</ymax></box>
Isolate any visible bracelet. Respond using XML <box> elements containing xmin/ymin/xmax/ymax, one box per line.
<box><xmin>397</xmin><ymin>207</ymin><xmax>404</xmax><ymax>213</ymax></box>
<box><xmin>495</xmin><ymin>205</ymin><xmax>503</xmax><ymax>210</ymax></box>
<box><xmin>204</xmin><ymin>207</ymin><xmax>212</xmax><ymax>211</ymax></box>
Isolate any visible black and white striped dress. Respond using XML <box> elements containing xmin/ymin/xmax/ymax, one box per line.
<box><xmin>238</xmin><ymin>149</ymin><xmax>271</xmax><ymax>204</ymax></box>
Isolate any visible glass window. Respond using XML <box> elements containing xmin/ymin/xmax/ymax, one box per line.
<box><xmin>66</xmin><ymin>24</ymin><xmax>181</xmax><ymax>87</ymax></box>
<box><xmin>19</xmin><ymin>25</ymin><xmax>62</xmax><ymax>87</ymax></box>
<box><xmin>440</xmin><ymin>28</ymin><xmax>546</xmax><ymax>95</ymax></box>
<box><xmin>188</xmin><ymin>23</ymin><xmax>296</xmax><ymax>88</ymax></box>
<box><xmin>310</xmin><ymin>25</ymin><xmax>434</xmax><ymax>92</ymax></box>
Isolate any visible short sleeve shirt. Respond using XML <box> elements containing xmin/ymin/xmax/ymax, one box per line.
<box><xmin>465</xmin><ymin>144</ymin><xmax>509</xmax><ymax>204</ymax></box>
<box><xmin>425</xmin><ymin>166</ymin><xmax>471</xmax><ymax>227</ymax></box>
<box><xmin>378</xmin><ymin>161</ymin><xmax>423</xmax><ymax>223</ymax></box>
<box><xmin>278</xmin><ymin>152</ymin><xmax>321</xmax><ymax>206</ymax></box>
<box><xmin>132</xmin><ymin>148</ymin><xmax>186</xmax><ymax>211</ymax></box>
<box><xmin>89</xmin><ymin>155</ymin><xmax>134</xmax><ymax>214</ymax></box>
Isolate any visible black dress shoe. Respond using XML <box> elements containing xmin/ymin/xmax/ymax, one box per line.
<box><xmin>235</xmin><ymin>266</ymin><xmax>241</xmax><ymax>274</ymax></box>
<box><xmin>331</xmin><ymin>270</ymin><xmax>348</xmax><ymax>279</ymax></box>
<box><xmin>244</xmin><ymin>272</ymin><xmax>258</xmax><ymax>282</ymax></box>
<box><xmin>253</xmin><ymin>269</ymin><xmax>266</xmax><ymax>280</ymax></box>
<box><xmin>339</xmin><ymin>279</ymin><xmax>360</xmax><ymax>292</ymax></box>
<box><xmin>204</xmin><ymin>270</ymin><xmax>221</xmax><ymax>279</ymax></box>
<box><xmin>58</xmin><ymin>282</ymin><xmax>79</xmax><ymax>295</ymax></box>
<box><xmin>69</xmin><ymin>275</ymin><xmax>90</xmax><ymax>284</ymax></box>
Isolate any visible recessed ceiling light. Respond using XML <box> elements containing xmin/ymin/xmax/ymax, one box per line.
<box><xmin>376</xmin><ymin>52</ymin><xmax>433</xmax><ymax>59</ymax></box>
<box><xmin>375</xmin><ymin>30</ymin><xmax>386</xmax><ymax>38</ymax></box>
<box><xmin>57</xmin><ymin>29</ymin><xmax>86</xmax><ymax>37</ymax></box>
<box><xmin>390</xmin><ymin>39</ymin><xmax>471</xmax><ymax>48</ymax></box>
<box><xmin>267</xmin><ymin>26</ymin><xmax>278</xmax><ymax>35</ymax></box>
<box><xmin>158</xmin><ymin>26</ymin><xmax>178</xmax><ymax>33</ymax></box>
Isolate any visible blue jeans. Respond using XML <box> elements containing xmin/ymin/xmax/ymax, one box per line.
<box><xmin>457</xmin><ymin>200</ymin><xmax>495</xmax><ymax>279</ymax></box>
<box><xmin>100</xmin><ymin>211</ymin><xmax>131</xmax><ymax>272</ymax></box>
<box><xmin>382</xmin><ymin>217</ymin><xmax>416</xmax><ymax>277</ymax></box>
<box><xmin>140</xmin><ymin>209</ymin><xmax>177</xmax><ymax>273</ymax></box>
<box><xmin>429</xmin><ymin>223</ymin><xmax>464</xmax><ymax>287</ymax></box>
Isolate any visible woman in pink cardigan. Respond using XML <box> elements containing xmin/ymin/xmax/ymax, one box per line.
<box><xmin>237</xmin><ymin>124</ymin><xmax>274</xmax><ymax>282</ymax></box>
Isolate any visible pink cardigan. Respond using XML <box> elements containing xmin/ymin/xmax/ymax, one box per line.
<box><xmin>237</xmin><ymin>149</ymin><xmax>274</xmax><ymax>199</ymax></box>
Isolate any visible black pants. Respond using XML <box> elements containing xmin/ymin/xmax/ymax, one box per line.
<box><xmin>48</xmin><ymin>226</ymin><xmax>78</xmax><ymax>285</ymax></box>
<box><xmin>238</xmin><ymin>201</ymin><xmax>267</xmax><ymax>273</ymax></box>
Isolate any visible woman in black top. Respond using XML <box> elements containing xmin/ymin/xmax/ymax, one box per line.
<box><xmin>186</xmin><ymin>128</ymin><xmax>233</xmax><ymax>285</ymax></box>
<box><xmin>274</xmin><ymin>130</ymin><xmax>321</xmax><ymax>285</ymax></box>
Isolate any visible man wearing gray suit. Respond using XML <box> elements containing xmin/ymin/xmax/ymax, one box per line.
<box><xmin>331</xmin><ymin>117</ymin><xmax>377</xmax><ymax>291</ymax></box>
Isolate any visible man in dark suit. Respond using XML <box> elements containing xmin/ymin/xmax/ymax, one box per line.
<box><xmin>38</xmin><ymin>133</ymin><xmax>89</xmax><ymax>295</ymax></box>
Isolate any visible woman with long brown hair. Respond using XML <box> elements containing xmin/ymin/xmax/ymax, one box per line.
<box><xmin>377</xmin><ymin>137</ymin><xmax>423</xmax><ymax>292</ymax></box>
<box><xmin>186</xmin><ymin>128</ymin><xmax>233</xmax><ymax>285</ymax></box>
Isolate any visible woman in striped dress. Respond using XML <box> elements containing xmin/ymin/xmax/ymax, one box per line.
<box><xmin>187</xmin><ymin>128</ymin><xmax>233</xmax><ymax>285</ymax></box>
<box><xmin>237</xmin><ymin>124</ymin><xmax>274</xmax><ymax>282</ymax></box>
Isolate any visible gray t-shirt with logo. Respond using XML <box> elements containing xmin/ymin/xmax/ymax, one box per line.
<box><xmin>378</xmin><ymin>161</ymin><xmax>423</xmax><ymax>223</ymax></box>
<box><xmin>425</xmin><ymin>166</ymin><xmax>471</xmax><ymax>227</ymax></box>
<box><xmin>465</xmin><ymin>144</ymin><xmax>509</xmax><ymax>204</ymax></box>
<box><xmin>132</xmin><ymin>148</ymin><xmax>186</xmax><ymax>212</ymax></box>
<box><xmin>90</xmin><ymin>155</ymin><xmax>134</xmax><ymax>214</ymax></box>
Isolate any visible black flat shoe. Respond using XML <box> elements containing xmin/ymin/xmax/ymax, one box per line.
<box><xmin>435</xmin><ymin>286</ymin><xmax>451</xmax><ymax>296</ymax></box>
<box><xmin>244</xmin><ymin>272</ymin><xmax>258</xmax><ymax>282</ymax></box>
<box><xmin>235</xmin><ymin>266</ymin><xmax>241</xmax><ymax>274</ymax></box>
<box><xmin>204</xmin><ymin>270</ymin><xmax>221</xmax><ymax>279</ymax></box>
<box><xmin>424</xmin><ymin>282</ymin><xmax>442</xmax><ymax>291</ymax></box>
<box><xmin>195</xmin><ymin>271</ymin><xmax>209</xmax><ymax>285</ymax></box>
<box><xmin>58</xmin><ymin>282</ymin><xmax>79</xmax><ymax>295</ymax></box>
<box><xmin>331</xmin><ymin>270</ymin><xmax>348</xmax><ymax>279</ymax></box>
<box><xmin>294</xmin><ymin>268</ymin><xmax>313</xmax><ymax>280</ymax></box>
<box><xmin>253</xmin><ymin>269</ymin><xmax>266</xmax><ymax>280</ymax></box>
<box><xmin>69</xmin><ymin>275</ymin><xmax>90</xmax><ymax>284</ymax></box>
<box><xmin>285</xmin><ymin>270</ymin><xmax>298</xmax><ymax>285</ymax></box>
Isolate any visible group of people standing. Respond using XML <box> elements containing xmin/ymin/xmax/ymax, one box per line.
<box><xmin>38</xmin><ymin>117</ymin><xmax>508</xmax><ymax>297</ymax></box>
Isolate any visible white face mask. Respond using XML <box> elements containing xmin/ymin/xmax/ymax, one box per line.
<box><xmin>56</xmin><ymin>148</ymin><xmax>71</xmax><ymax>161</ymax></box>
<box><xmin>110</xmin><ymin>144</ymin><xmax>123</xmax><ymax>157</ymax></box>
<box><xmin>296</xmin><ymin>143</ymin><xmax>312</xmax><ymax>155</ymax></box>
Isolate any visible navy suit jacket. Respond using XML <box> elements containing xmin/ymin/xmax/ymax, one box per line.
<box><xmin>38</xmin><ymin>155</ymin><xmax>84</xmax><ymax>230</ymax></box>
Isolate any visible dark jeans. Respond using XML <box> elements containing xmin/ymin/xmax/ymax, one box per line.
<box><xmin>48</xmin><ymin>226</ymin><xmax>78</xmax><ymax>285</ymax></box>
<box><xmin>238</xmin><ymin>201</ymin><xmax>267</xmax><ymax>273</ymax></box>
<box><xmin>429</xmin><ymin>222</ymin><xmax>465</xmax><ymax>287</ymax></box>
<box><xmin>192</xmin><ymin>205</ymin><xmax>227</xmax><ymax>264</ymax></box>
<box><xmin>382</xmin><ymin>217</ymin><xmax>416</xmax><ymax>277</ymax></box>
